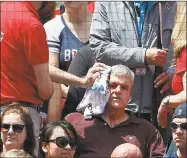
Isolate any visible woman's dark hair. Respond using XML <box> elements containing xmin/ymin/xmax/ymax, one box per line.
<box><xmin>0</xmin><ymin>103</ymin><xmax>35</xmax><ymax>156</ymax></box>
<box><xmin>37</xmin><ymin>1</ymin><xmax>56</xmax><ymax>24</ymax></box>
<box><xmin>39</xmin><ymin>120</ymin><xmax>78</xmax><ymax>158</ymax></box>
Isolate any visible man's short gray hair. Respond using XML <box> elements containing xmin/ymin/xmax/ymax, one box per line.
<box><xmin>110</xmin><ymin>65</ymin><xmax>134</xmax><ymax>82</ymax></box>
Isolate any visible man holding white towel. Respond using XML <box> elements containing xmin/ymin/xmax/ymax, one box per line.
<box><xmin>65</xmin><ymin>65</ymin><xmax>164</xmax><ymax>158</ymax></box>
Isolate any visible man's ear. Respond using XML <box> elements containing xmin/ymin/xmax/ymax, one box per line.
<box><xmin>42</xmin><ymin>142</ymin><xmax>48</xmax><ymax>153</ymax></box>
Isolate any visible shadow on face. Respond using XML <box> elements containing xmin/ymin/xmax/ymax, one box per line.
<box><xmin>172</xmin><ymin>118</ymin><xmax>187</xmax><ymax>149</ymax></box>
<box><xmin>42</xmin><ymin>126</ymin><xmax>75</xmax><ymax>158</ymax></box>
<box><xmin>1</xmin><ymin>113</ymin><xmax>26</xmax><ymax>151</ymax></box>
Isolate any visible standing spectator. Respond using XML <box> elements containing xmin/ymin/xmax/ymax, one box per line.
<box><xmin>164</xmin><ymin>103</ymin><xmax>187</xmax><ymax>158</ymax></box>
<box><xmin>1</xmin><ymin>1</ymin><xmax>54</xmax><ymax>109</ymax></box>
<box><xmin>62</xmin><ymin>45</ymin><xmax>95</xmax><ymax>117</ymax></box>
<box><xmin>66</xmin><ymin>65</ymin><xmax>165</xmax><ymax>158</ymax></box>
<box><xmin>157</xmin><ymin>1</ymin><xmax>186</xmax><ymax>128</ymax></box>
<box><xmin>0</xmin><ymin>104</ymin><xmax>35</xmax><ymax>157</ymax></box>
<box><xmin>90</xmin><ymin>1</ymin><xmax>176</xmax><ymax>122</ymax></box>
<box><xmin>44</xmin><ymin>2</ymin><xmax>93</xmax><ymax>121</ymax></box>
<box><xmin>1</xmin><ymin>1</ymin><xmax>54</xmax><ymax>156</ymax></box>
<box><xmin>39</xmin><ymin>120</ymin><xmax>78</xmax><ymax>158</ymax></box>
<box><xmin>37</xmin><ymin>1</ymin><xmax>56</xmax><ymax>24</ymax></box>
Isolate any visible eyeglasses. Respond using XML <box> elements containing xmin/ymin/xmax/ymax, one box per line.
<box><xmin>1</xmin><ymin>123</ymin><xmax>25</xmax><ymax>133</ymax></box>
<box><xmin>170</xmin><ymin>122</ymin><xmax>187</xmax><ymax>130</ymax></box>
<box><xmin>47</xmin><ymin>136</ymin><xmax>77</xmax><ymax>150</ymax></box>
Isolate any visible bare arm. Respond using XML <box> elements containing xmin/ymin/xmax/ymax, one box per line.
<box><xmin>49</xmin><ymin>63</ymin><xmax>108</xmax><ymax>87</ymax></box>
<box><xmin>47</xmin><ymin>53</ymin><xmax>63</xmax><ymax>122</ymax></box>
<box><xmin>168</xmin><ymin>72</ymin><xmax>186</xmax><ymax>108</ymax></box>
<box><xmin>33</xmin><ymin>63</ymin><xmax>53</xmax><ymax>100</ymax></box>
<box><xmin>49</xmin><ymin>64</ymin><xmax>86</xmax><ymax>86</ymax></box>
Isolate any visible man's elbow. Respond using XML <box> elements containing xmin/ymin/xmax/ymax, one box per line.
<box><xmin>38</xmin><ymin>87</ymin><xmax>54</xmax><ymax>100</ymax></box>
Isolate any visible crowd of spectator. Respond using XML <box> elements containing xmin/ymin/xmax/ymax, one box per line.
<box><xmin>1</xmin><ymin>1</ymin><xmax>186</xmax><ymax>158</ymax></box>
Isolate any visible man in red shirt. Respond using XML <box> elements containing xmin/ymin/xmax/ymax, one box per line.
<box><xmin>1</xmin><ymin>1</ymin><xmax>54</xmax><ymax>156</ymax></box>
<box><xmin>1</xmin><ymin>1</ymin><xmax>54</xmax><ymax>106</ymax></box>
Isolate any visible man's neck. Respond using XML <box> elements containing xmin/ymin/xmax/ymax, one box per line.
<box><xmin>64</xmin><ymin>6</ymin><xmax>91</xmax><ymax>23</ymax></box>
<box><xmin>102</xmin><ymin>107</ymin><xmax>129</xmax><ymax>128</ymax></box>
<box><xmin>177</xmin><ymin>148</ymin><xmax>186</xmax><ymax>158</ymax></box>
<box><xmin>31</xmin><ymin>2</ymin><xmax>42</xmax><ymax>10</ymax></box>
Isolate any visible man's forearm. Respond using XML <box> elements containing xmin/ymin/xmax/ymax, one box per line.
<box><xmin>49</xmin><ymin>64</ymin><xmax>85</xmax><ymax>87</ymax></box>
<box><xmin>47</xmin><ymin>82</ymin><xmax>62</xmax><ymax>123</ymax></box>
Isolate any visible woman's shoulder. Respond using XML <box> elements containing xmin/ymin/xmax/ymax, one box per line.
<box><xmin>44</xmin><ymin>15</ymin><xmax>65</xmax><ymax>34</ymax></box>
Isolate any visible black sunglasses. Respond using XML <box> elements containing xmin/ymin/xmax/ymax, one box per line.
<box><xmin>47</xmin><ymin>136</ymin><xmax>77</xmax><ymax>150</ymax></box>
<box><xmin>170</xmin><ymin>122</ymin><xmax>187</xmax><ymax>130</ymax></box>
<box><xmin>1</xmin><ymin>123</ymin><xmax>25</xmax><ymax>133</ymax></box>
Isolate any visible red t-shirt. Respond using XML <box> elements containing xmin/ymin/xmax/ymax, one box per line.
<box><xmin>1</xmin><ymin>2</ymin><xmax>49</xmax><ymax>105</ymax></box>
<box><xmin>172</xmin><ymin>48</ymin><xmax>186</xmax><ymax>94</ymax></box>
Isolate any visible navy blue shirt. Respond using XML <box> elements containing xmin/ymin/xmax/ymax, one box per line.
<box><xmin>44</xmin><ymin>15</ymin><xmax>88</xmax><ymax>71</ymax></box>
<box><xmin>164</xmin><ymin>152</ymin><xmax>178</xmax><ymax>158</ymax></box>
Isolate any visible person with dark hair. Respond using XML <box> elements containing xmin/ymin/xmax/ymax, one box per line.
<box><xmin>62</xmin><ymin>45</ymin><xmax>95</xmax><ymax>117</ymax></box>
<box><xmin>37</xmin><ymin>1</ymin><xmax>56</xmax><ymax>24</ymax></box>
<box><xmin>39</xmin><ymin>120</ymin><xmax>78</xmax><ymax>158</ymax></box>
<box><xmin>43</xmin><ymin>1</ymin><xmax>94</xmax><ymax>122</ymax></box>
<box><xmin>0</xmin><ymin>104</ymin><xmax>35</xmax><ymax>157</ymax></box>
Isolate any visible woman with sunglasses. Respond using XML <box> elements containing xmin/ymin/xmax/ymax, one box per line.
<box><xmin>0</xmin><ymin>104</ymin><xmax>35</xmax><ymax>157</ymax></box>
<box><xmin>39</xmin><ymin>120</ymin><xmax>78</xmax><ymax>158</ymax></box>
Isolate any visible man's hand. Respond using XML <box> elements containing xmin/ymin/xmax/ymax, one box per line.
<box><xmin>157</xmin><ymin>99</ymin><xmax>174</xmax><ymax>128</ymax></box>
<box><xmin>154</xmin><ymin>71</ymin><xmax>171</xmax><ymax>94</ymax></box>
<box><xmin>157</xmin><ymin>103</ymin><xmax>168</xmax><ymax>128</ymax></box>
<box><xmin>145</xmin><ymin>48</ymin><xmax>168</xmax><ymax>67</ymax></box>
<box><xmin>83</xmin><ymin>63</ymin><xmax>110</xmax><ymax>87</ymax></box>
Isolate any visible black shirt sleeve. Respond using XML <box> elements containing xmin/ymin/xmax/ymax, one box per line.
<box><xmin>68</xmin><ymin>45</ymin><xmax>95</xmax><ymax>77</ymax></box>
<box><xmin>61</xmin><ymin>87</ymin><xmax>86</xmax><ymax>118</ymax></box>
<box><xmin>62</xmin><ymin>45</ymin><xmax>95</xmax><ymax>117</ymax></box>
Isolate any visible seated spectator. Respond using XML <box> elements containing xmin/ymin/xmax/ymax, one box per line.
<box><xmin>111</xmin><ymin>143</ymin><xmax>142</xmax><ymax>158</ymax></box>
<box><xmin>66</xmin><ymin>65</ymin><xmax>165</xmax><ymax>158</ymax></box>
<box><xmin>39</xmin><ymin>120</ymin><xmax>78</xmax><ymax>158</ymax></box>
<box><xmin>0</xmin><ymin>104</ymin><xmax>35</xmax><ymax>157</ymax></box>
<box><xmin>4</xmin><ymin>149</ymin><xmax>34</xmax><ymax>158</ymax></box>
<box><xmin>164</xmin><ymin>103</ymin><xmax>187</xmax><ymax>158</ymax></box>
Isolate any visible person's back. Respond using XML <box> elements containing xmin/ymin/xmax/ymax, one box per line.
<box><xmin>1</xmin><ymin>2</ymin><xmax>52</xmax><ymax>105</ymax></box>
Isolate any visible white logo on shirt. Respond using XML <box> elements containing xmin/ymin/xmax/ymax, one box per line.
<box><xmin>0</xmin><ymin>31</ymin><xmax>4</xmax><ymax>42</ymax></box>
<box><xmin>64</xmin><ymin>49</ymin><xmax>77</xmax><ymax>61</ymax></box>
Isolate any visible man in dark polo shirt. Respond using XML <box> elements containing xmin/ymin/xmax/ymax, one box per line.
<box><xmin>65</xmin><ymin>64</ymin><xmax>165</xmax><ymax>158</ymax></box>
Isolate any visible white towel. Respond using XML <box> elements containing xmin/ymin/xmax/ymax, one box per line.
<box><xmin>76</xmin><ymin>67</ymin><xmax>111</xmax><ymax>120</ymax></box>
